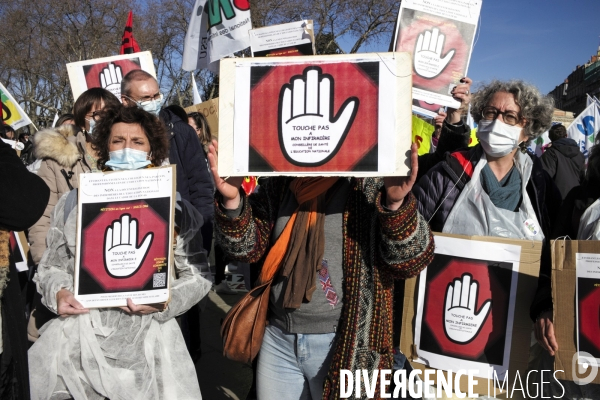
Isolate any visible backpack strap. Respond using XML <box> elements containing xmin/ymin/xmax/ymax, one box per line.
<box><xmin>64</xmin><ymin>189</ymin><xmax>78</xmax><ymax>225</ymax></box>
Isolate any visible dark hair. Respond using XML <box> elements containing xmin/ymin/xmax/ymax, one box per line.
<box><xmin>187</xmin><ymin>111</ymin><xmax>212</xmax><ymax>146</ymax></box>
<box><xmin>165</xmin><ymin>105</ymin><xmax>188</xmax><ymax>123</ymax></box>
<box><xmin>121</xmin><ymin>69</ymin><xmax>156</xmax><ymax>98</ymax></box>
<box><xmin>56</xmin><ymin>113</ymin><xmax>76</xmax><ymax>127</ymax></box>
<box><xmin>0</xmin><ymin>124</ymin><xmax>15</xmax><ymax>139</ymax></box>
<box><xmin>92</xmin><ymin>105</ymin><xmax>169</xmax><ymax>170</ymax></box>
<box><xmin>72</xmin><ymin>88</ymin><xmax>121</xmax><ymax>129</ymax></box>
<box><xmin>548</xmin><ymin>124</ymin><xmax>567</xmax><ymax>142</ymax></box>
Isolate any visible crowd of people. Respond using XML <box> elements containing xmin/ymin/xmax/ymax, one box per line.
<box><xmin>0</xmin><ymin>63</ymin><xmax>596</xmax><ymax>400</ymax></box>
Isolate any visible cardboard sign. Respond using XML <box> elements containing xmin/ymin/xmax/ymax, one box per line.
<box><xmin>218</xmin><ymin>53</ymin><xmax>413</xmax><ymax>177</ymax></box>
<box><xmin>250</xmin><ymin>20</ymin><xmax>315</xmax><ymax>57</ymax></box>
<box><xmin>393</xmin><ymin>0</ymin><xmax>481</xmax><ymax>108</ymax></box>
<box><xmin>552</xmin><ymin>240</ymin><xmax>600</xmax><ymax>385</ymax></box>
<box><xmin>66</xmin><ymin>51</ymin><xmax>156</xmax><ymax>102</ymax></box>
<box><xmin>74</xmin><ymin>166</ymin><xmax>176</xmax><ymax>308</ymax></box>
<box><xmin>401</xmin><ymin>233</ymin><xmax>541</xmax><ymax>397</ymax></box>
<box><xmin>185</xmin><ymin>97</ymin><xmax>220</xmax><ymax>139</ymax></box>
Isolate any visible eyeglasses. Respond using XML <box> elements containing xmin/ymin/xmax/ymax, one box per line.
<box><xmin>132</xmin><ymin>93</ymin><xmax>163</xmax><ymax>104</ymax></box>
<box><xmin>86</xmin><ymin>110</ymin><xmax>103</xmax><ymax>121</ymax></box>
<box><xmin>481</xmin><ymin>106</ymin><xmax>522</xmax><ymax>126</ymax></box>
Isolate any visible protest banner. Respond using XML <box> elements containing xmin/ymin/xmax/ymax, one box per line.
<box><xmin>218</xmin><ymin>53</ymin><xmax>412</xmax><ymax>177</ymax></box>
<box><xmin>393</xmin><ymin>0</ymin><xmax>482</xmax><ymax>109</ymax></box>
<box><xmin>0</xmin><ymin>81</ymin><xmax>33</xmax><ymax>130</ymax></box>
<box><xmin>567</xmin><ymin>101</ymin><xmax>600</xmax><ymax>158</ymax></box>
<box><xmin>74</xmin><ymin>166</ymin><xmax>176</xmax><ymax>308</ymax></box>
<box><xmin>401</xmin><ymin>233</ymin><xmax>541</xmax><ymax>397</ymax></box>
<box><xmin>66</xmin><ymin>51</ymin><xmax>156</xmax><ymax>101</ymax></box>
<box><xmin>249</xmin><ymin>20</ymin><xmax>315</xmax><ymax>57</ymax></box>
<box><xmin>182</xmin><ymin>0</ymin><xmax>252</xmax><ymax>72</ymax></box>
<box><xmin>552</xmin><ymin>240</ymin><xmax>600</xmax><ymax>384</ymax></box>
<box><xmin>185</xmin><ymin>97</ymin><xmax>219</xmax><ymax>138</ymax></box>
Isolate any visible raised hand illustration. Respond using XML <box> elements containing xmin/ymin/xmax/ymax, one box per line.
<box><xmin>414</xmin><ymin>27</ymin><xmax>455</xmax><ymax>79</ymax></box>
<box><xmin>279</xmin><ymin>66</ymin><xmax>358</xmax><ymax>165</ymax></box>
<box><xmin>100</xmin><ymin>63</ymin><xmax>123</xmax><ymax>97</ymax></box>
<box><xmin>444</xmin><ymin>273</ymin><xmax>491</xmax><ymax>344</ymax></box>
<box><xmin>104</xmin><ymin>214</ymin><xmax>153</xmax><ymax>277</ymax></box>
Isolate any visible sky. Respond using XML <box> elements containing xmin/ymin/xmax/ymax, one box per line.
<box><xmin>356</xmin><ymin>0</ymin><xmax>600</xmax><ymax>95</ymax></box>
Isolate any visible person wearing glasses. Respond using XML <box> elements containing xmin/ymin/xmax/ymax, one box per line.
<box><xmin>412</xmin><ymin>80</ymin><xmax>561</xmax><ymax>392</ymax></box>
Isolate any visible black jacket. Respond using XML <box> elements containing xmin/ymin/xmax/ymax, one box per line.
<box><xmin>0</xmin><ymin>140</ymin><xmax>49</xmax><ymax>399</ymax></box>
<box><xmin>159</xmin><ymin>109</ymin><xmax>214</xmax><ymax>226</ymax></box>
<box><xmin>540</xmin><ymin>138</ymin><xmax>584</xmax><ymax>200</ymax></box>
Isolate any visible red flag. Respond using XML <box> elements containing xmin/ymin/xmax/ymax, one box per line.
<box><xmin>120</xmin><ymin>10</ymin><xmax>141</xmax><ymax>55</ymax></box>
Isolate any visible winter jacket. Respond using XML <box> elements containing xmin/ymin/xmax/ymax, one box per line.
<box><xmin>28</xmin><ymin>127</ymin><xmax>92</xmax><ymax>264</ymax></box>
<box><xmin>214</xmin><ymin>177</ymin><xmax>435</xmax><ymax>399</ymax></box>
<box><xmin>159</xmin><ymin>109</ymin><xmax>214</xmax><ymax>233</ymax></box>
<box><xmin>0</xmin><ymin>139</ymin><xmax>49</xmax><ymax>399</ymax></box>
<box><xmin>412</xmin><ymin>145</ymin><xmax>562</xmax><ymax>321</ymax></box>
<box><xmin>540</xmin><ymin>138</ymin><xmax>585</xmax><ymax>200</ymax></box>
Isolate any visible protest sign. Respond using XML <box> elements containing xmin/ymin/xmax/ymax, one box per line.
<box><xmin>74</xmin><ymin>166</ymin><xmax>176</xmax><ymax>308</ymax></box>
<box><xmin>250</xmin><ymin>20</ymin><xmax>315</xmax><ymax>57</ymax></box>
<box><xmin>218</xmin><ymin>53</ymin><xmax>412</xmax><ymax>177</ymax></box>
<box><xmin>185</xmin><ymin>97</ymin><xmax>219</xmax><ymax>138</ymax></box>
<box><xmin>552</xmin><ymin>240</ymin><xmax>600</xmax><ymax>384</ymax></box>
<box><xmin>182</xmin><ymin>0</ymin><xmax>252</xmax><ymax>72</ymax></box>
<box><xmin>0</xmin><ymin>81</ymin><xmax>33</xmax><ymax>130</ymax></box>
<box><xmin>402</xmin><ymin>233</ymin><xmax>541</xmax><ymax>397</ymax></box>
<box><xmin>66</xmin><ymin>51</ymin><xmax>156</xmax><ymax>101</ymax></box>
<box><xmin>393</xmin><ymin>0</ymin><xmax>482</xmax><ymax>109</ymax></box>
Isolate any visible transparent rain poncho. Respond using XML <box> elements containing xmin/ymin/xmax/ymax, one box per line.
<box><xmin>29</xmin><ymin>191</ymin><xmax>212</xmax><ymax>400</ymax></box>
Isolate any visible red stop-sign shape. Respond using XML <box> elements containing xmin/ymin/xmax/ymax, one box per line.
<box><xmin>580</xmin><ymin>287</ymin><xmax>600</xmax><ymax>352</ymax></box>
<box><xmin>424</xmin><ymin>259</ymin><xmax>509</xmax><ymax>361</ymax></box>
<box><xmin>249</xmin><ymin>62</ymin><xmax>379</xmax><ymax>172</ymax></box>
<box><xmin>81</xmin><ymin>200</ymin><xmax>168</xmax><ymax>292</ymax></box>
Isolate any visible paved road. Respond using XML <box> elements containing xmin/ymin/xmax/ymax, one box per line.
<box><xmin>196</xmin><ymin>290</ymin><xmax>253</xmax><ymax>400</ymax></box>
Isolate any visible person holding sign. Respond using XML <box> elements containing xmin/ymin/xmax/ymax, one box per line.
<box><xmin>209</xmin><ymin>140</ymin><xmax>434</xmax><ymax>399</ymax></box>
<box><xmin>28</xmin><ymin>106</ymin><xmax>211</xmax><ymax>400</ymax></box>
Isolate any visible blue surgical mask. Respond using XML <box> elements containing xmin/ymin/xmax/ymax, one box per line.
<box><xmin>105</xmin><ymin>148</ymin><xmax>151</xmax><ymax>170</ymax></box>
<box><xmin>86</xmin><ymin>118</ymin><xmax>96</xmax><ymax>135</ymax></box>
<box><xmin>137</xmin><ymin>95</ymin><xmax>164</xmax><ymax>116</ymax></box>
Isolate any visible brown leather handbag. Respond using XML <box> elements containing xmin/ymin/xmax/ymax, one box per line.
<box><xmin>220</xmin><ymin>279</ymin><xmax>272</xmax><ymax>364</ymax></box>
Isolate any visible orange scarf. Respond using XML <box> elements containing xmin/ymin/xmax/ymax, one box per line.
<box><xmin>258</xmin><ymin>177</ymin><xmax>338</xmax><ymax>309</ymax></box>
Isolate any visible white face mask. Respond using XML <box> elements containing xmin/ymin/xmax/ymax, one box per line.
<box><xmin>105</xmin><ymin>148</ymin><xmax>151</xmax><ymax>170</ymax></box>
<box><xmin>137</xmin><ymin>95</ymin><xmax>164</xmax><ymax>116</ymax></box>
<box><xmin>477</xmin><ymin>119</ymin><xmax>523</xmax><ymax>158</ymax></box>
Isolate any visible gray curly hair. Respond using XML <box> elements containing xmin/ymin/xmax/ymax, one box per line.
<box><xmin>470</xmin><ymin>80</ymin><xmax>554</xmax><ymax>141</ymax></box>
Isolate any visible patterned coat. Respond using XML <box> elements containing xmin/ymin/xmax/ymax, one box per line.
<box><xmin>215</xmin><ymin>177</ymin><xmax>434</xmax><ymax>399</ymax></box>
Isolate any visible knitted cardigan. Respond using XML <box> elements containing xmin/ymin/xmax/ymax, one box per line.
<box><xmin>214</xmin><ymin>177</ymin><xmax>434</xmax><ymax>399</ymax></box>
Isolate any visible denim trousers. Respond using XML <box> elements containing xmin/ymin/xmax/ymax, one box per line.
<box><xmin>256</xmin><ymin>324</ymin><xmax>336</xmax><ymax>400</ymax></box>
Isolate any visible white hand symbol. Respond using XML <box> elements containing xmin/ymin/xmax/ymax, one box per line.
<box><xmin>444</xmin><ymin>273</ymin><xmax>491</xmax><ymax>344</ymax></box>
<box><xmin>100</xmin><ymin>63</ymin><xmax>123</xmax><ymax>97</ymax></box>
<box><xmin>104</xmin><ymin>214</ymin><xmax>153</xmax><ymax>277</ymax></box>
<box><xmin>279</xmin><ymin>66</ymin><xmax>358</xmax><ymax>166</ymax></box>
<box><xmin>414</xmin><ymin>28</ymin><xmax>455</xmax><ymax>79</ymax></box>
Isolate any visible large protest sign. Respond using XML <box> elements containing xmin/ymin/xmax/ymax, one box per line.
<box><xmin>182</xmin><ymin>0</ymin><xmax>252</xmax><ymax>72</ymax></box>
<box><xmin>185</xmin><ymin>97</ymin><xmax>219</xmax><ymax>138</ymax></box>
<box><xmin>0</xmin><ymin>81</ymin><xmax>33</xmax><ymax>130</ymax></box>
<box><xmin>249</xmin><ymin>20</ymin><xmax>315</xmax><ymax>57</ymax></box>
<box><xmin>552</xmin><ymin>240</ymin><xmax>600</xmax><ymax>385</ymax></box>
<box><xmin>394</xmin><ymin>0</ymin><xmax>482</xmax><ymax>109</ymax></box>
<box><xmin>66</xmin><ymin>52</ymin><xmax>156</xmax><ymax>101</ymax></box>
<box><xmin>567</xmin><ymin>101</ymin><xmax>600</xmax><ymax>158</ymax></box>
<box><xmin>402</xmin><ymin>233</ymin><xmax>541</xmax><ymax>397</ymax></box>
<box><xmin>74</xmin><ymin>166</ymin><xmax>175</xmax><ymax>308</ymax></box>
<box><xmin>218</xmin><ymin>53</ymin><xmax>412</xmax><ymax>177</ymax></box>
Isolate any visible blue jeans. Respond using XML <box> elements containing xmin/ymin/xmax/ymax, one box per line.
<box><xmin>257</xmin><ymin>324</ymin><xmax>336</xmax><ymax>400</ymax></box>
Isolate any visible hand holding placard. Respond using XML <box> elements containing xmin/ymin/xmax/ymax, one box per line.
<box><xmin>414</xmin><ymin>28</ymin><xmax>455</xmax><ymax>79</ymax></box>
<box><xmin>104</xmin><ymin>214</ymin><xmax>153</xmax><ymax>277</ymax></box>
<box><xmin>279</xmin><ymin>66</ymin><xmax>358</xmax><ymax>165</ymax></box>
<box><xmin>444</xmin><ymin>273</ymin><xmax>491</xmax><ymax>343</ymax></box>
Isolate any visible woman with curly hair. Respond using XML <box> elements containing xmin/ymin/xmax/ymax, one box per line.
<box><xmin>412</xmin><ymin>78</ymin><xmax>562</xmax><ymax>353</ymax></box>
<box><xmin>28</xmin><ymin>105</ymin><xmax>211</xmax><ymax>399</ymax></box>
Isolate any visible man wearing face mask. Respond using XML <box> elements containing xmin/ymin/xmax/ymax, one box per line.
<box><xmin>120</xmin><ymin>70</ymin><xmax>214</xmax><ymax>362</ymax></box>
<box><xmin>412</xmin><ymin>82</ymin><xmax>562</xmax><ymax>396</ymax></box>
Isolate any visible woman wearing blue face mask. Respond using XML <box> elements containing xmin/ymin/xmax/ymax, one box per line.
<box><xmin>412</xmin><ymin>80</ymin><xmax>562</xmax><ymax>395</ymax></box>
<box><xmin>28</xmin><ymin>105</ymin><xmax>211</xmax><ymax>399</ymax></box>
